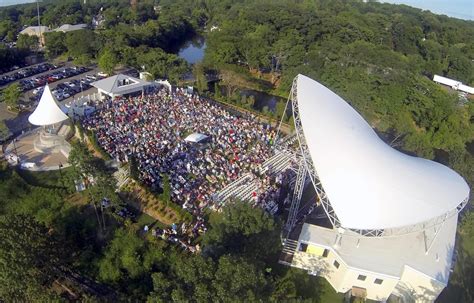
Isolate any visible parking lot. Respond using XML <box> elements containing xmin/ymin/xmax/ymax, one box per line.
<box><xmin>17</xmin><ymin>66</ymin><xmax>104</xmax><ymax>110</ymax></box>
<box><xmin>0</xmin><ymin>62</ymin><xmax>58</xmax><ymax>89</ymax></box>
<box><xmin>1</xmin><ymin>63</ymin><xmax>140</xmax><ymax>143</ymax></box>
<box><xmin>0</xmin><ymin>64</ymin><xmax>102</xmax><ymax>138</ymax></box>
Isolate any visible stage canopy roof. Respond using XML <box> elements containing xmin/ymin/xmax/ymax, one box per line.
<box><xmin>296</xmin><ymin>74</ymin><xmax>470</xmax><ymax>230</ymax></box>
<box><xmin>28</xmin><ymin>84</ymin><xmax>69</xmax><ymax>126</ymax></box>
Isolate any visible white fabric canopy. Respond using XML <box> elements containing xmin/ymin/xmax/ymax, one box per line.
<box><xmin>296</xmin><ymin>74</ymin><xmax>469</xmax><ymax>229</ymax></box>
<box><xmin>184</xmin><ymin>133</ymin><xmax>209</xmax><ymax>143</ymax></box>
<box><xmin>28</xmin><ymin>84</ymin><xmax>69</xmax><ymax>126</ymax></box>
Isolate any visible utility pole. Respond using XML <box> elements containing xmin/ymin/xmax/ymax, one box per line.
<box><xmin>36</xmin><ymin>0</ymin><xmax>43</xmax><ymax>47</ymax></box>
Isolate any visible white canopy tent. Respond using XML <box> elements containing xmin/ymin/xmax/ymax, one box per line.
<box><xmin>295</xmin><ymin>74</ymin><xmax>469</xmax><ymax>230</ymax></box>
<box><xmin>28</xmin><ymin>84</ymin><xmax>69</xmax><ymax>126</ymax></box>
<box><xmin>184</xmin><ymin>133</ymin><xmax>209</xmax><ymax>143</ymax></box>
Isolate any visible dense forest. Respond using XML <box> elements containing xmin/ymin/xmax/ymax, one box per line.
<box><xmin>0</xmin><ymin>0</ymin><xmax>473</xmax><ymax>302</ymax></box>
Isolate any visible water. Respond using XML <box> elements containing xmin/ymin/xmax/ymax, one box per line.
<box><xmin>0</xmin><ymin>0</ymin><xmax>36</xmax><ymax>7</ymax></box>
<box><xmin>177</xmin><ymin>36</ymin><xmax>206</xmax><ymax>65</ymax></box>
<box><xmin>240</xmin><ymin>89</ymin><xmax>285</xmax><ymax>112</ymax></box>
<box><xmin>382</xmin><ymin>0</ymin><xmax>473</xmax><ymax>20</ymax></box>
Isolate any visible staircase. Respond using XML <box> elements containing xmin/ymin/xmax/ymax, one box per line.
<box><xmin>279</xmin><ymin>238</ymin><xmax>299</xmax><ymax>266</ymax></box>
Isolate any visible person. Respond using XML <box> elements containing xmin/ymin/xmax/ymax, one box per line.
<box><xmin>82</xmin><ymin>87</ymin><xmax>289</xmax><ymax>227</ymax></box>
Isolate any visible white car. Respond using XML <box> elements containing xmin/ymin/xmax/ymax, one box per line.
<box><xmin>33</xmin><ymin>87</ymin><xmax>44</xmax><ymax>95</ymax></box>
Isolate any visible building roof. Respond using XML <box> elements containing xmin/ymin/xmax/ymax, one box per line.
<box><xmin>299</xmin><ymin>218</ymin><xmax>458</xmax><ymax>284</ymax></box>
<box><xmin>296</xmin><ymin>74</ymin><xmax>469</xmax><ymax>230</ymax></box>
<box><xmin>433</xmin><ymin>75</ymin><xmax>474</xmax><ymax>94</ymax></box>
<box><xmin>28</xmin><ymin>84</ymin><xmax>69</xmax><ymax>126</ymax></box>
<box><xmin>54</xmin><ymin>24</ymin><xmax>87</xmax><ymax>32</ymax></box>
<box><xmin>20</xmin><ymin>26</ymin><xmax>50</xmax><ymax>35</ymax></box>
<box><xmin>184</xmin><ymin>133</ymin><xmax>209</xmax><ymax>143</ymax></box>
<box><xmin>91</xmin><ymin>74</ymin><xmax>152</xmax><ymax>96</ymax></box>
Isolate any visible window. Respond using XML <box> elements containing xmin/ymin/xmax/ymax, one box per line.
<box><xmin>357</xmin><ymin>275</ymin><xmax>367</xmax><ymax>281</ymax></box>
<box><xmin>299</xmin><ymin>243</ymin><xmax>308</xmax><ymax>252</ymax></box>
<box><xmin>333</xmin><ymin>260</ymin><xmax>340</xmax><ymax>269</ymax></box>
<box><xmin>374</xmin><ymin>279</ymin><xmax>383</xmax><ymax>285</ymax></box>
<box><xmin>323</xmin><ymin>249</ymin><xmax>329</xmax><ymax>257</ymax></box>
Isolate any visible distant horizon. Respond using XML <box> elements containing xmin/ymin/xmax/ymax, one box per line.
<box><xmin>1</xmin><ymin>0</ymin><xmax>473</xmax><ymax>21</ymax></box>
<box><xmin>382</xmin><ymin>0</ymin><xmax>473</xmax><ymax>21</ymax></box>
<box><xmin>0</xmin><ymin>0</ymin><xmax>36</xmax><ymax>8</ymax></box>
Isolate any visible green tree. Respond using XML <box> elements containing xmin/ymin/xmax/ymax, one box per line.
<box><xmin>203</xmin><ymin>202</ymin><xmax>281</xmax><ymax>260</ymax></box>
<box><xmin>193</xmin><ymin>62</ymin><xmax>208</xmax><ymax>93</ymax></box>
<box><xmin>2</xmin><ymin>82</ymin><xmax>22</xmax><ymax>109</ymax></box>
<box><xmin>0</xmin><ymin>214</ymin><xmax>64</xmax><ymax>301</ymax></box>
<box><xmin>68</xmin><ymin>140</ymin><xmax>95</xmax><ymax>179</ymax></box>
<box><xmin>44</xmin><ymin>31</ymin><xmax>66</xmax><ymax>58</ymax></box>
<box><xmin>98</xmin><ymin>49</ymin><xmax>118</xmax><ymax>76</ymax></box>
<box><xmin>159</xmin><ymin>173</ymin><xmax>171</xmax><ymax>204</ymax></box>
<box><xmin>129</xmin><ymin>154</ymin><xmax>140</xmax><ymax>181</ymax></box>
<box><xmin>212</xmin><ymin>255</ymin><xmax>268</xmax><ymax>302</ymax></box>
<box><xmin>99</xmin><ymin>227</ymin><xmax>165</xmax><ymax>283</ymax></box>
<box><xmin>65</xmin><ymin>29</ymin><xmax>97</xmax><ymax>60</ymax></box>
<box><xmin>16</xmin><ymin>33</ymin><xmax>38</xmax><ymax>51</ymax></box>
<box><xmin>0</xmin><ymin>120</ymin><xmax>10</xmax><ymax>141</ymax></box>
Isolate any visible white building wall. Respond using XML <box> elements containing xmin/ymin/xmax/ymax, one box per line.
<box><xmin>292</xmin><ymin>243</ymin><xmax>400</xmax><ymax>301</ymax></box>
<box><xmin>395</xmin><ymin>266</ymin><xmax>446</xmax><ymax>303</ymax></box>
<box><xmin>433</xmin><ymin>75</ymin><xmax>461</xmax><ymax>88</ymax></box>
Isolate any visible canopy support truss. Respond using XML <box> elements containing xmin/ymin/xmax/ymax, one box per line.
<box><xmin>290</xmin><ymin>76</ymin><xmax>341</xmax><ymax>229</ymax></box>
<box><xmin>284</xmin><ymin>157</ymin><xmax>307</xmax><ymax>234</ymax></box>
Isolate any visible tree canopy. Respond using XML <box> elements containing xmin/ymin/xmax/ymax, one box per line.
<box><xmin>0</xmin><ymin>214</ymin><xmax>64</xmax><ymax>301</ymax></box>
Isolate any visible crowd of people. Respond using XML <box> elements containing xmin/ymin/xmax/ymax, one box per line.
<box><xmin>82</xmin><ymin>87</ymin><xmax>283</xmax><ymax>219</ymax></box>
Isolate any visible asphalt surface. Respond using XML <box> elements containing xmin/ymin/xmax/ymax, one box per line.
<box><xmin>0</xmin><ymin>63</ymin><xmax>101</xmax><ymax>137</ymax></box>
<box><xmin>0</xmin><ymin>62</ymin><xmax>65</xmax><ymax>90</ymax></box>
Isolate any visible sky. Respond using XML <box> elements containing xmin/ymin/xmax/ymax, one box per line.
<box><xmin>382</xmin><ymin>0</ymin><xmax>474</xmax><ymax>20</ymax></box>
<box><xmin>1</xmin><ymin>0</ymin><xmax>473</xmax><ymax>21</ymax></box>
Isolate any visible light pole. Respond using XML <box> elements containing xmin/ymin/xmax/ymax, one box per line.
<box><xmin>36</xmin><ymin>0</ymin><xmax>42</xmax><ymax>47</ymax></box>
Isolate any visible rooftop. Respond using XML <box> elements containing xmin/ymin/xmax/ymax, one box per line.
<box><xmin>20</xmin><ymin>26</ymin><xmax>50</xmax><ymax>35</ymax></box>
<box><xmin>54</xmin><ymin>23</ymin><xmax>87</xmax><ymax>32</ymax></box>
<box><xmin>299</xmin><ymin>217</ymin><xmax>458</xmax><ymax>284</ymax></box>
<box><xmin>91</xmin><ymin>74</ymin><xmax>152</xmax><ymax>96</ymax></box>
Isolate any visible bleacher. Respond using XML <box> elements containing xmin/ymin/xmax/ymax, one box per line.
<box><xmin>214</xmin><ymin>149</ymin><xmax>296</xmax><ymax>204</ymax></box>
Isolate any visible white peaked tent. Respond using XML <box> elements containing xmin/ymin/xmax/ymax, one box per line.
<box><xmin>28</xmin><ymin>84</ymin><xmax>69</xmax><ymax>126</ymax></box>
<box><xmin>296</xmin><ymin>75</ymin><xmax>470</xmax><ymax>230</ymax></box>
<box><xmin>184</xmin><ymin>133</ymin><xmax>209</xmax><ymax>143</ymax></box>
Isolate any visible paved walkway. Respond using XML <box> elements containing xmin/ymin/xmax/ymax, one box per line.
<box><xmin>5</xmin><ymin>130</ymin><xmax>69</xmax><ymax>171</ymax></box>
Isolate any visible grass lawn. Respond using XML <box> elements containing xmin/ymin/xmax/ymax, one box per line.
<box><xmin>135</xmin><ymin>211</ymin><xmax>168</xmax><ymax>230</ymax></box>
<box><xmin>16</xmin><ymin>167</ymin><xmax>76</xmax><ymax>192</ymax></box>
<box><xmin>317</xmin><ymin>277</ymin><xmax>345</xmax><ymax>303</ymax></box>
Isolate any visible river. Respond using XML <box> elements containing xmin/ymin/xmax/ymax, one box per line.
<box><xmin>178</xmin><ymin>36</ymin><xmax>286</xmax><ymax>114</ymax></box>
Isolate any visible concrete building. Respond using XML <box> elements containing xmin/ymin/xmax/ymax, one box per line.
<box><xmin>280</xmin><ymin>75</ymin><xmax>470</xmax><ymax>302</ymax></box>
<box><xmin>91</xmin><ymin>74</ymin><xmax>157</xmax><ymax>99</ymax></box>
<box><xmin>433</xmin><ymin>74</ymin><xmax>474</xmax><ymax>95</ymax></box>
<box><xmin>19</xmin><ymin>25</ymin><xmax>50</xmax><ymax>45</ymax></box>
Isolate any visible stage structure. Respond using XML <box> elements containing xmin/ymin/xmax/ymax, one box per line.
<box><xmin>279</xmin><ymin>75</ymin><xmax>470</xmax><ymax>302</ymax></box>
<box><xmin>28</xmin><ymin>84</ymin><xmax>71</xmax><ymax>157</ymax></box>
